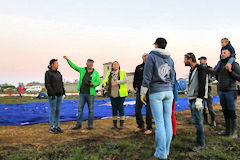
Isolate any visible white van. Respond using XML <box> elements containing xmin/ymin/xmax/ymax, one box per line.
<box><xmin>26</xmin><ymin>86</ymin><xmax>42</xmax><ymax>93</ymax></box>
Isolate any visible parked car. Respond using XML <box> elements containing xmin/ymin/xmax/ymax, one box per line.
<box><xmin>3</xmin><ymin>88</ymin><xmax>16</xmax><ymax>92</ymax></box>
<box><xmin>26</xmin><ymin>86</ymin><xmax>42</xmax><ymax>93</ymax></box>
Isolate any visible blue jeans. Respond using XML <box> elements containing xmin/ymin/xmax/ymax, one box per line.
<box><xmin>48</xmin><ymin>96</ymin><xmax>62</xmax><ymax>128</ymax></box>
<box><xmin>77</xmin><ymin>93</ymin><xmax>95</xmax><ymax>126</ymax></box>
<box><xmin>189</xmin><ymin>99</ymin><xmax>205</xmax><ymax>146</ymax></box>
<box><xmin>218</xmin><ymin>91</ymin><xmax>237</xmax><ymax>119</ymax></box>
<box><xmin>149</xmin><ymin>91</ymin><xmax>173</xmax><ymax>159</ymax></box>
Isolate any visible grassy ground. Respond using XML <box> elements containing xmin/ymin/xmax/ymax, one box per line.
<box><xmin>0</xmin><ymin>94</ymin><xmax>138</xmax><ymax>104</ymax></box>
<box><xmin>0</xmin><ymin>97</ymin><xmax>239</xmax><ymax>160</ymax></box>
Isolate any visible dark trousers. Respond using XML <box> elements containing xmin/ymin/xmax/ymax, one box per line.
<box><xmin>203</xmin><ymin>87</ymin><xmax>215</xmax><ymax>122</ymax></box>
<box><xmin>110</xmin><ymin>97</ymin><xmax>125</xmax><ymax>120</ymax></box>
<box><xmin>135</xmin><ymin>90</ymin><xmax>152</xmax><ymax>130</ymax></box>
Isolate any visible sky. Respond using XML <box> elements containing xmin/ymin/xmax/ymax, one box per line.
<box><xmin>0</xmin><ymin>0</ymin><xmax>240</xmax><ymax>86</ymax></box>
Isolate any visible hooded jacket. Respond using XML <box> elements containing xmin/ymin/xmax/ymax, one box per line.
<box><xmin>221</xmin><ymin>41</ymin><xmax>236</xmax><ymax>64</ymax></box>
<box><xmin>141</xmin><ymin>48</ymin><xmax>175</xmax><ymax>95</ymax></box>
<box><xmin>221</xmin><ymin>41</ymin><xmax>236</xmax><ymax>58</ymax></box>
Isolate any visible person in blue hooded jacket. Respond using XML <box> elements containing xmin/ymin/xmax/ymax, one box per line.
<box><xmin>141</xmin><ymin>37</ymin><xmax>175</xmax><ymax>160</ymax></box>
<box><xmin>214</xmin><ymin>38</ymin><xmax>236</xmax><ymax>72</ymax></box>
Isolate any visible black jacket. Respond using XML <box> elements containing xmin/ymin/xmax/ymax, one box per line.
<box><xmin>188</xmin><ymin>64</ymin><xmax>208</xmax><ymax>99</ymax></box>
<box><xmin>133</xmin><ymin>63</ymin><xmax>145</xmax><ymax>90</ymax></box>
<box><xmin>217</xmin><ymin>58</ymin><xmax>240</xmax><ymax>92</ymax></box>
<box><xmin>201</xmin><ymin>63</ymin><xmax>215</xmax><ymax>85</ymax></box>
<box><xmin>45</xmin><ymin>69</ymin><xmax>65</xmax><ymax>97</ymax></box>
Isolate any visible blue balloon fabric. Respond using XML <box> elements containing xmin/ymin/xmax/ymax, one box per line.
<box><xmin>0</xmin><ymin>97</ymin><xmax>220</xmax><ymax>126</ymax></box>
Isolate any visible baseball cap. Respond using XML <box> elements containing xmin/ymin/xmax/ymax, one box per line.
<box><xmin>87</xmin><ymin>59</ymin><xmax>94</xmax><ymax>62</ymax></box>
<box><xmin>198</xmin><ymin>56</ymin><xmax>207</xmax><ymax>60</ymax></box>
<box><xmin>153</xmin><ymin>37</ymin><xmax>167</xmax><ymax>47</ymax></box>
<box><xmin>142</xmin><ymin>53</ymin><xmax>149</xmax><ymax>57</ymax></box>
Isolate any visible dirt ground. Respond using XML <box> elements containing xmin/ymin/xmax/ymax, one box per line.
<box><xmin>0</xmin><ymin>100</ymin><xmax>240</xmax><ymax>160</ymax></box>
<box><xmin>0</xmin><ymin>100</ymin><xmax>229</xmax><ymax>156</ymax></box>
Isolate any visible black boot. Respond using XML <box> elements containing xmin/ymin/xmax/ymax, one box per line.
<box><xmin>230</xmin><ymin>119</ymin><xmax>238</xmax><ymax>138</ymax></box>
<box><xmin>111</xmin><ymin>120</ymin><xmax>118</xmax><ymax>129</ymax></box>
<box><xmin>119</xmin><ymin>120</ymin><xmax>124</xmax><ymax>130</ymax></box>
<box><xmin>219</xmin><ymin>111</ymin><xmax>230</xmax><ymax>136</ymax></box>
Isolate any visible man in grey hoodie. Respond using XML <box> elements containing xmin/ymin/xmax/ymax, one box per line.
<box><xmin>184</xmin><ymin>53</ymin><xmax>208</xmax><ymax>152</ymax></box>
<box><xmin>141</xmin><ymin>37</ymin><xmax>175</xmax><ymax>160</ymax></box>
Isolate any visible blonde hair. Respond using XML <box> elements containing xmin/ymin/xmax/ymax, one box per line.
<box><xmin>221</xmin><ymin>38</ymin><xmax>229</xmax><ymax>43</ymax></box>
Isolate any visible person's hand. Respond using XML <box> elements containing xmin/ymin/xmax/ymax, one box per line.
<box><xmin>140</xmin><ymin>95</ymin><xmax>147</xmax><ymax>105</ymax></box>
<box><xmin>195</xmin><ymin>98</ymin><xmax>203</xmax><ymax>110</ymax></box>
<box><xmin>112</xmin><ymin>81</ymin><xmax>118</xmax><ymax>86</ymax></box>
<box><xmin>135</xmin><ymin>88</ymin><xmax>138</xmax><ymax>92</ymax></box>
<box><xmin>89</xmin><ymin>82</ymin><xmax>93</xmax><ymax>86</ymax></box>
<box><xmin>63</xmin><ymin>56</ymin><xmax>69</xmax><ymax>61</ymax></box>
<box><xmin>225</xmin><ymin>63</ymin><xmax>232</xmax><ymax>72</ymax></box>
<box><xmin>104</xmin><ymin>85</ymin><xmax>108</xmax><ymax>90</ymax></box>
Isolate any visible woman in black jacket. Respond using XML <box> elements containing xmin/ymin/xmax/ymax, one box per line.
<box><xmin>45</xmin><ymin>59</ymin><xmax>65</xmax><ymax>134</ymax></box>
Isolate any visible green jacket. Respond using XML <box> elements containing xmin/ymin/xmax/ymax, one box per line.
<box><xmin>67</xmin><ymin>60</ymin><xmax>100</xmax><ymax>96</ymax></box>
<box><xmin>102</xmin><ymin>70</ymin><xmax>128</xmax><ymax>97</ymax></box>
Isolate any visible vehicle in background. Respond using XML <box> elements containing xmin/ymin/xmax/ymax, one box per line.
<box><xmin>26</xmin><ymin>86</ymin><xmax>42</xmax><ymax>93</ymax></box>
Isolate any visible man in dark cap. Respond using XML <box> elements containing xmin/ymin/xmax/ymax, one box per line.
<box><xmin>198</xmin><ymin>56</ymin><xmax>216</xmax><ymax>127</ymax></box>
<box><xmin>63</xmin><ymin>56</ymin><xmax>100</xmax><ymax>130</ymax></box>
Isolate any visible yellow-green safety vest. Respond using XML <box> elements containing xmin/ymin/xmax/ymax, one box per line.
<box><xmin>103</xmin><ymin>70</ymin><xmax>128</xmax><ymax>97</ymax></box>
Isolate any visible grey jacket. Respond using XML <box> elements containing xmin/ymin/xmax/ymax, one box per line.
<box><xmin>141</xmin><ymin>48</ymin><xmax>175</xmax><ymax>95</ymax></box>
<box><xmin>187</xmin><ymin>64</ymin><xmax>208</xmax><ymax>100</ymax></box>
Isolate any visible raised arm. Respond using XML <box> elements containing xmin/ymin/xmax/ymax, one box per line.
<box><xmin>63</xmin><ymin>56</ymin><xmax>83</xmax><ymax>72</ymax></box>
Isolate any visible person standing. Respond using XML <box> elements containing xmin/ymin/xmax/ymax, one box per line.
<box><xmin>198</xmin><ymin>56</ymin><xmax>216</xmax><ymax>127</ymax></box>
<box><xmin>17</xmin><ymin>84</ymin><xmax>23</xmax><ymax>98</ymax></box>
<box><xmin>63</xmin><ymin>56</ymin><xmax>100</xmax><ymax>130</ymax></box>
<box><xmin>141</xmin><ymin>38</ymin><xmax>175</xmax><ymax>160</ymax></box>
<box><xmin>216</xmin><ymin>49</ymin><xmax>240</xmax><ymax>138</ymax></box>
<box><xmin>45</xmin><ymin>59</ymin><xmax>65</xmax><ymax>134</ymax></box>
<box><xmin>184</xmin><ymin>53</ymin><xmax>208</xmax><ymax>151</ymax></box>
<box><xmin>133</xmin><ymin>53</ymin><xmax>153</xmax><ymax>135</ymax></box>
<box><xmin>103</xmin><ymin>61</ymin><xmax>128</xmax><ymax>129</ymax></box>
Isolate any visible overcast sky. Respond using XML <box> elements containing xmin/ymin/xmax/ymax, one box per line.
<box><xmin>0</xmin><ymin>0</ymin><xmax>239</xmax><ymax>86</ymax></box>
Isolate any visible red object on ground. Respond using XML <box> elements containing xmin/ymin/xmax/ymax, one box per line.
<box><xmin>171</xmin><ymin>100</ymin><xmax>177</xmax><ymax>135</ymax></box>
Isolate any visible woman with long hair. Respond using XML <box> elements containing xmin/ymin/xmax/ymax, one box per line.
<box><xmin>103</xmin><ymin>61</ymin><xmax>128</xmax><ymax>129</ymax></box>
